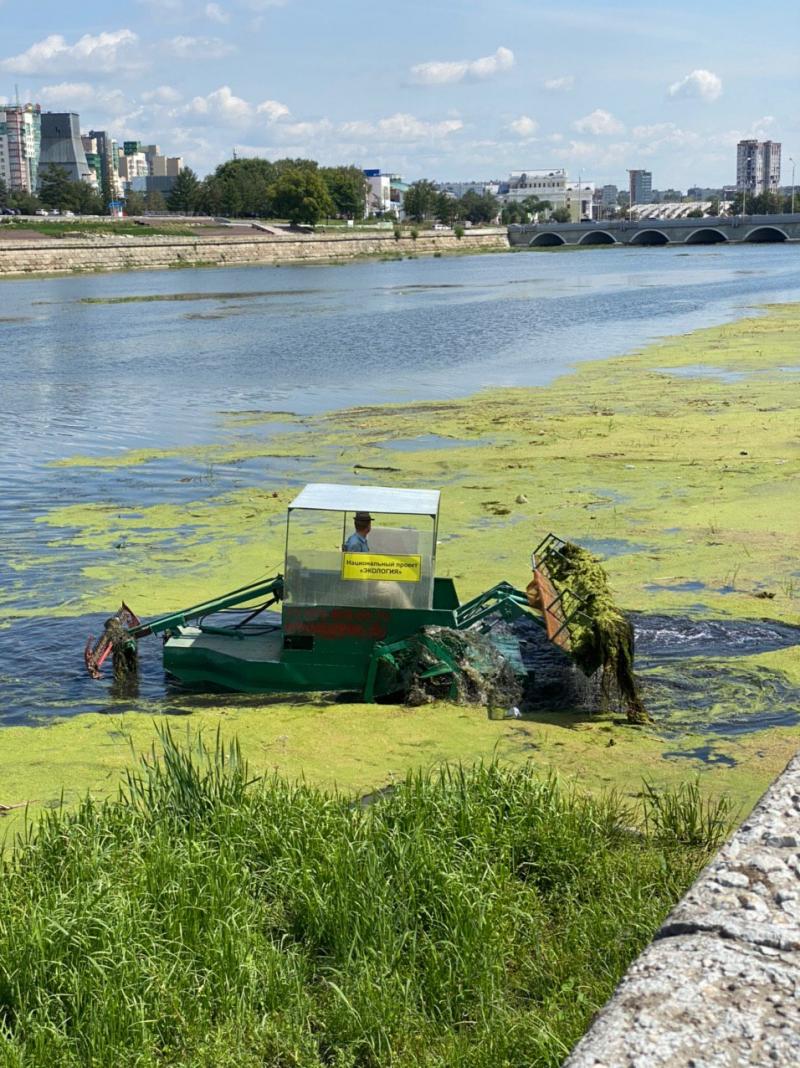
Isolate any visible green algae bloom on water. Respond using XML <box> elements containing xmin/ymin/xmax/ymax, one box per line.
<box><xmin>547</xmin><ymin>542</ymin><xmax>649</xmax><ymax>725</ymax></box>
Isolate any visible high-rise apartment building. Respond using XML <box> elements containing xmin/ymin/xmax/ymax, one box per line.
<box><xmin>88</xmin><ymin>129</ymin><xmax>123</xmax><ymax>201</ymax></box>
<box><xmin>39</xmin><ymin>113</ymin><xmax>92</xmax><ymax>184</ymax></box>
<box><xmin>0</xmin><ymin>103</ymin><xmax>41</xmax><ymax>193</ymax></box>
<box><xmin>628</xmin><ymin>169</ymin><xmax>652</xmax><ymax>205</ymax></box>
<box><xmin>736</xmin><ymin>140</ymin><xmax>781</xmax><ymax>194</ymax></box>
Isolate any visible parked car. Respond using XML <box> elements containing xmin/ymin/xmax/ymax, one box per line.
<box><xmin>34</xmin><ymin>208</ymin><xmax>48</xmax><ymax>216</ymax></box>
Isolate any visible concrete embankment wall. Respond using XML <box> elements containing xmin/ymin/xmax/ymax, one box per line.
<box><xmin>0</xmin><ymin>228</ymin><xmax>509</xmax><ymax>276</ymax></box>
<box><xmin>564</xmin><ymin>752</ymin><xmax>800</xmax><ymax>1066</ymax></box>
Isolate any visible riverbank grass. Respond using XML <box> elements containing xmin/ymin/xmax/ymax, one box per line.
<box><xmin>0</xmin><ymin>729</ymin><xmax>731</xmax><ymax>1067</ymax></box>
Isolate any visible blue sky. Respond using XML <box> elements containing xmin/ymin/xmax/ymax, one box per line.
<box><xmin>1</xmin><ymin>0</ymin><xmax>797</xmax><ymax>188</ymax></box>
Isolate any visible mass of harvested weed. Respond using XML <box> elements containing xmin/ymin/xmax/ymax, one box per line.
<box><xmin>0</xmin><ymin>728</ymin><xmax>728</xmax><ymax>1067</ymax></box>
<box><xmin>546</xmin><ymin>542</ymin><xmax>649</xmax><ymax>724</ymax></box>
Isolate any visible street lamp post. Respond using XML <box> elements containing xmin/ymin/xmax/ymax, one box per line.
<box><xmin>786</xmin><ymin>155</ymin><xmax>794</xmax><ymax>213</ymax></box>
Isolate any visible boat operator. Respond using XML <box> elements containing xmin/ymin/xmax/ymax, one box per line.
<box><xmin>344</xmin><ymin>511</ymin><xmax>373</xmax><ymax>552</ymax></box>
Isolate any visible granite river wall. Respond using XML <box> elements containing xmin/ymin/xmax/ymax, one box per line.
<box><xmin>0</xmin><ymin>227</ymin><xmax>510</xmax><ymax>276</ymax></box>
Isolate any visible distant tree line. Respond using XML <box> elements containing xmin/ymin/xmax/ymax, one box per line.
<box><xmin>164</xmin><ymin>159</ymin><xmax>368</xmax><ymax>225</ymax></box>
<box><xmin>0</xmin><ymin>159</ymin><xmax>370</xmax><ymax>225</ymax></box>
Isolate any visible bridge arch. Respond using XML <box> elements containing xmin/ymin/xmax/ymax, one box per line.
<box><xmin>530</xmin><ymin>232</ymin><xmax>566</xmax><ymax>247</ymax></box>
<box><xmin>744</xmin><ymin>225</ymin><xmax>788</xmax><ymax>243</ymax></box>
<box><xmin>629</xmin><ymin>228</ymin><xmax>670</xmax><ymax>246</ymax></box>
<box><xmin>684</xmin><ymin>227</ymin><xmax>728</xmax><ymax>245</ymax></box>
<box><xmin>578</xmin><ymin>230</ymin><xmax>616</xmax><ymax>246</ymax></box>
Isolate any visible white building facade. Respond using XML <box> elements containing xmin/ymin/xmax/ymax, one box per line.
<box><xmin>502</xmin><ymin>170</ymin><xmax>595</xmax><ymax>220</ymax></box>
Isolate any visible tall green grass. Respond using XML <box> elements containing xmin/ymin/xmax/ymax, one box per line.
<box><xmin>0</xmin><ymin>729</ymin><xmax>730</xmax><ymax>1067</ymax></box>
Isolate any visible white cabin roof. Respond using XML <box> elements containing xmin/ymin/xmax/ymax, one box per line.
<box><xmin>288</xmin><ymin>483</ymin><xmax>440</xmax><ymax>517</ymax></box>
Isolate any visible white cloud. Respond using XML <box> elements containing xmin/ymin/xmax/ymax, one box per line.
<box><xmin>563</xmin><ymin>140</ymin><xmax>595</xmax><ymax>159</ymax></box>
<box><xmin>1</xmin><ymin>29</ymin><xmax>140</xmax><ymax>75</ymax></box>
<box><xmin>340</xmin><ymin>113</ymin><xmax>463</xmax><ymax>141</ymax></box>
<box><xmin>141</xmin><ymin>84</ymin><xmax>182</xmax><ymax>103</ymax></box>
<box><xmin>573</xmin><ymin>109</ymin><xmax>624</xmax><ymax>135</ymax></box>
<box><xmin>256</xmin><ymin>99</ymin><xmax>290</xmax><ymax>121</ymax></box>
<box><xmin>166</xmin><ymin>36</ymin><xmax>235</xmax><ymax>59</ymax></box>
<box><xmin>272</xmin><ymin>119</ymin><xmax>332</xmax><ymax>140</ymax></box>
<box><xmin>205</xmin><ymin>2</ymin><xmax>229</xmax><ymax>22</ymax></box>
<box><xmin>508</xmin><ymin>115</ymin><xmax>538</xmax><ymax>138</ymax></box>
<box><xmin>182</xmin><ymin>85</ymin><xmax>252</xmax><ymax>123</ymax></box>
<box><xmin>667</xmin><ymin>69</ymin><xmax>722</xmax><ymax>102</ymax></box>
<box><xmin>410</xmin><ymin>46</ymin><xmax>513</xmax><ymax>86</ymax></box>
<box><xmin>37</xmin><ymin>81</ymin><xmax>129</xmax><ymax>114</ymax></box>
<box><xmin>543</xmin><ymin>75</ymin><xmax>573</xmax><ymax>92</ymax></box>
<box><xmin>711</xmin><ymin>116</ymin><xmax>776</xmax><ymax>148</ymax></box>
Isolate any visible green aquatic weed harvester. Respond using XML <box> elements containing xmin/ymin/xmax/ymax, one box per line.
<box><xmin>85</xmin><ymin>483</ymin><xmax>604</xmax><ymax>702</ymax></box>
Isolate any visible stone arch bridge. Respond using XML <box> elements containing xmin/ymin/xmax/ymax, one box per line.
<box><xmin>507</xmin><ymin>214</ymin><xmax>800</xmax><ymax>248</ymax></box>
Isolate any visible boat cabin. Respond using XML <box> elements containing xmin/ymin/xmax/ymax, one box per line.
<box><xmin>284</xmin><ymin>483</ymin><xmax>451</xmax><ymax>612</ymax></box>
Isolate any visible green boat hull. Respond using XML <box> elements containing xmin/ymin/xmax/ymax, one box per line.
<box><xmin>163</xmin><ymin>580</ymin><xmax>465</xmax><ymax>695</ymax></box>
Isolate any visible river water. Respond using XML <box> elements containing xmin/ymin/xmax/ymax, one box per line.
<box><xmin>2</xmin><ymin>243</ymin><xmax>800</xmax><ymax>726</ymax></box>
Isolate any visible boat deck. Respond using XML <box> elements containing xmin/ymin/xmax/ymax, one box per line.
<box><xmin>166</xmin><ymin>626</ymin><xmax>284</xmax><ymax>663</ymax></box>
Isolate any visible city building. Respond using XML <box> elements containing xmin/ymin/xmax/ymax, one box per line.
<box><xmin>628</xmin><ymin>169</ymin><xmax>652</xmax><ymax>206</ymax></box>
<box><xmin>363</xmin><ymin>169</ymin><xmax>393</xmax><ymax>215</ymax></box>
<box><xmin>150</xmin><ymin>155</ymin><xmax>182</xmax><ymax>178</ymax></box>
<box><xmin>502</xmin><ymin>170</ymin><xmax>594</xmax><ymax>219</ymax></box>
<box><xmin>128</xmin><ymin>175</ymin><xmax>180</xmax><ymax>198</ymax></box>
<box><xmin>736</xmin><ymin>140</ymin><xmax>781</xmax><ymax>194</ymax></box>
<box><xmin>118</xmin><ymin>146</ymin><xmax>150</xmax><ymax>186</ymax></box>
<box><xmin>565</xmin><ymin>180</ymin><xmax>595</xmax><ymax>221</ymax></box>
<box><xmin>38</xmin><ymin>113</ymin><xmax>92</xmax><ymax>186</ymax></box>
<box><xmin>437</xmin><ymin>180</ymin><xmax>500</xmax><ymax>198</ymax></box>
<box><xmin>600</xmin><ymin>184</ymin><xmax>618</xmax><ymax>208</ymax></box>
<box><xmin>87</xmin><ymin>129</ymin><xmax>123</xmax><ymax>202</ymax></box>
<box><xmin>0</xmin><ymin>103</ymin><xmax>41</xmax><ymax>193</ymax></box>
<box><xmin>388</xmin><ymin>175</ymin><xmax>407</xmax><ymax>217</ymax></box>
<box><xmin>650</xmin><ymin>188</ymin><xmax>683</xmax><ymax>204</ymax></box>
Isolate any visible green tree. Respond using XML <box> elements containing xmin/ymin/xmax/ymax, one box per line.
<box><xmin>707</xmin><ymin>197</ymin><xmax>721</xmax><ymax>217</ymax></box>
<box><xmin>520</xmin><ymin>195</ymin><xmax>551</xmax><ymax>220</ymax></box>
<box><xmin>269</xmin><ymin>167</ymin><xmax>334</xmax><ymax>225</ymax></box>
<box><xmin>501</xmin><ymin>203</ymin><xmax>525</xmax><ymax>224</ymax></box>
<box><xmin>124</xmin><ymin>189</ymin><xmax>146</xmax><ymax>215</ymax></box>
<box><xmin>457</xmin><ymin>190</ymin><xmax>500</xmax><ymax>224</ymax></box>
<box><xmin>685</xmin><ymin>208</ymin><xmax>704</xmax><ymax>219</ymax></box>
<box><xmin>550</xmin><ymin>207</ymin><xmax>571</xmax><ymax>223</ymax></box>
<box><xmin>9</xmin><ymin>189</ymin><xmax>41</xmax><ymax>214</ymax></box>
<box><xmin>402</xmin><ymin>180</ymin><xmax>438</xmax><ymax>223</ymax></box>
<box><xmin>145</xmin><ymin>189</ymin><xmax>167</xmax><ymax>213</ymax></box>
<box><xmin>320</xmin><ymin>165</ymin><xmax>367</xmax><ymax>219</ymax></box>
<box><xmin>167</xmin><ymin>167</ymin><xmax>201</xmax><ymax>213</ymax></box>
<box><xmin>198</xmin><ymin>158</ymin><xmax>276</xmax><ymax>217</ymax></box>
<box><xmin>38</xmin><ymin>164</ymin><xmax>74</xmax><ymax>210</ymax></box>
<box><xmin>69</xmin><ymin>180</ymin><xmax>104</xmax><ymax>215</ymax></box>
<box><xmin>0</xmin><ymin>177</ymin><xmax>8</xmax><ymax>208</ymax></box>
<box><xmin>435</xmin><ymin>192</ymin><xmax>459</xmax><ymax>226</ymax></box>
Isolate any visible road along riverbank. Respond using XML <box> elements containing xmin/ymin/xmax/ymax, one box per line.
<box><xmin>2</xmin><ymin>301</ymin><xmax>798</xmax><ymax>838</ymax></box>
<box><xmin>0</xmin><ymin>226</ymin><xmax>509</xmax><ymax>276</ymax></box>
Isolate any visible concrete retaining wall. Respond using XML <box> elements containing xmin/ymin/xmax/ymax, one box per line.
<box><xmin>564</xmin><ymin>752</ymin><xmax>800</xmax><ymax>1066</ymax></box>
<box><xmin>0</xmin><ymin>228</ymin><xmax>509</xmax><ymax>276</ymax></box>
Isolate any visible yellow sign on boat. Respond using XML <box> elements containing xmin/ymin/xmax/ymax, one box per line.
<box><xmin>341</xmin><ymin>553</ymin><xmax>422</xmax><ymax>583</ymax></box>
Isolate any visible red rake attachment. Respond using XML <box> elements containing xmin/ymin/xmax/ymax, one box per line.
<box><xmin>84</xmin><ymin>603</ymin><xmax>141</xmax><ymax>679</ymax></box>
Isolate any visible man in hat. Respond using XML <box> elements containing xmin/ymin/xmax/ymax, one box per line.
<box><xmin>344</xmin><ymin>511</ymin><xmax>373</xmax><ymax>552</ymax></box>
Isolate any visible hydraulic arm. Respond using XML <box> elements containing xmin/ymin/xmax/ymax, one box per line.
<box><xmin>84</xmin><ymin>575</ymin><xmax>284</xmax><ymax>678</ymax></box>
